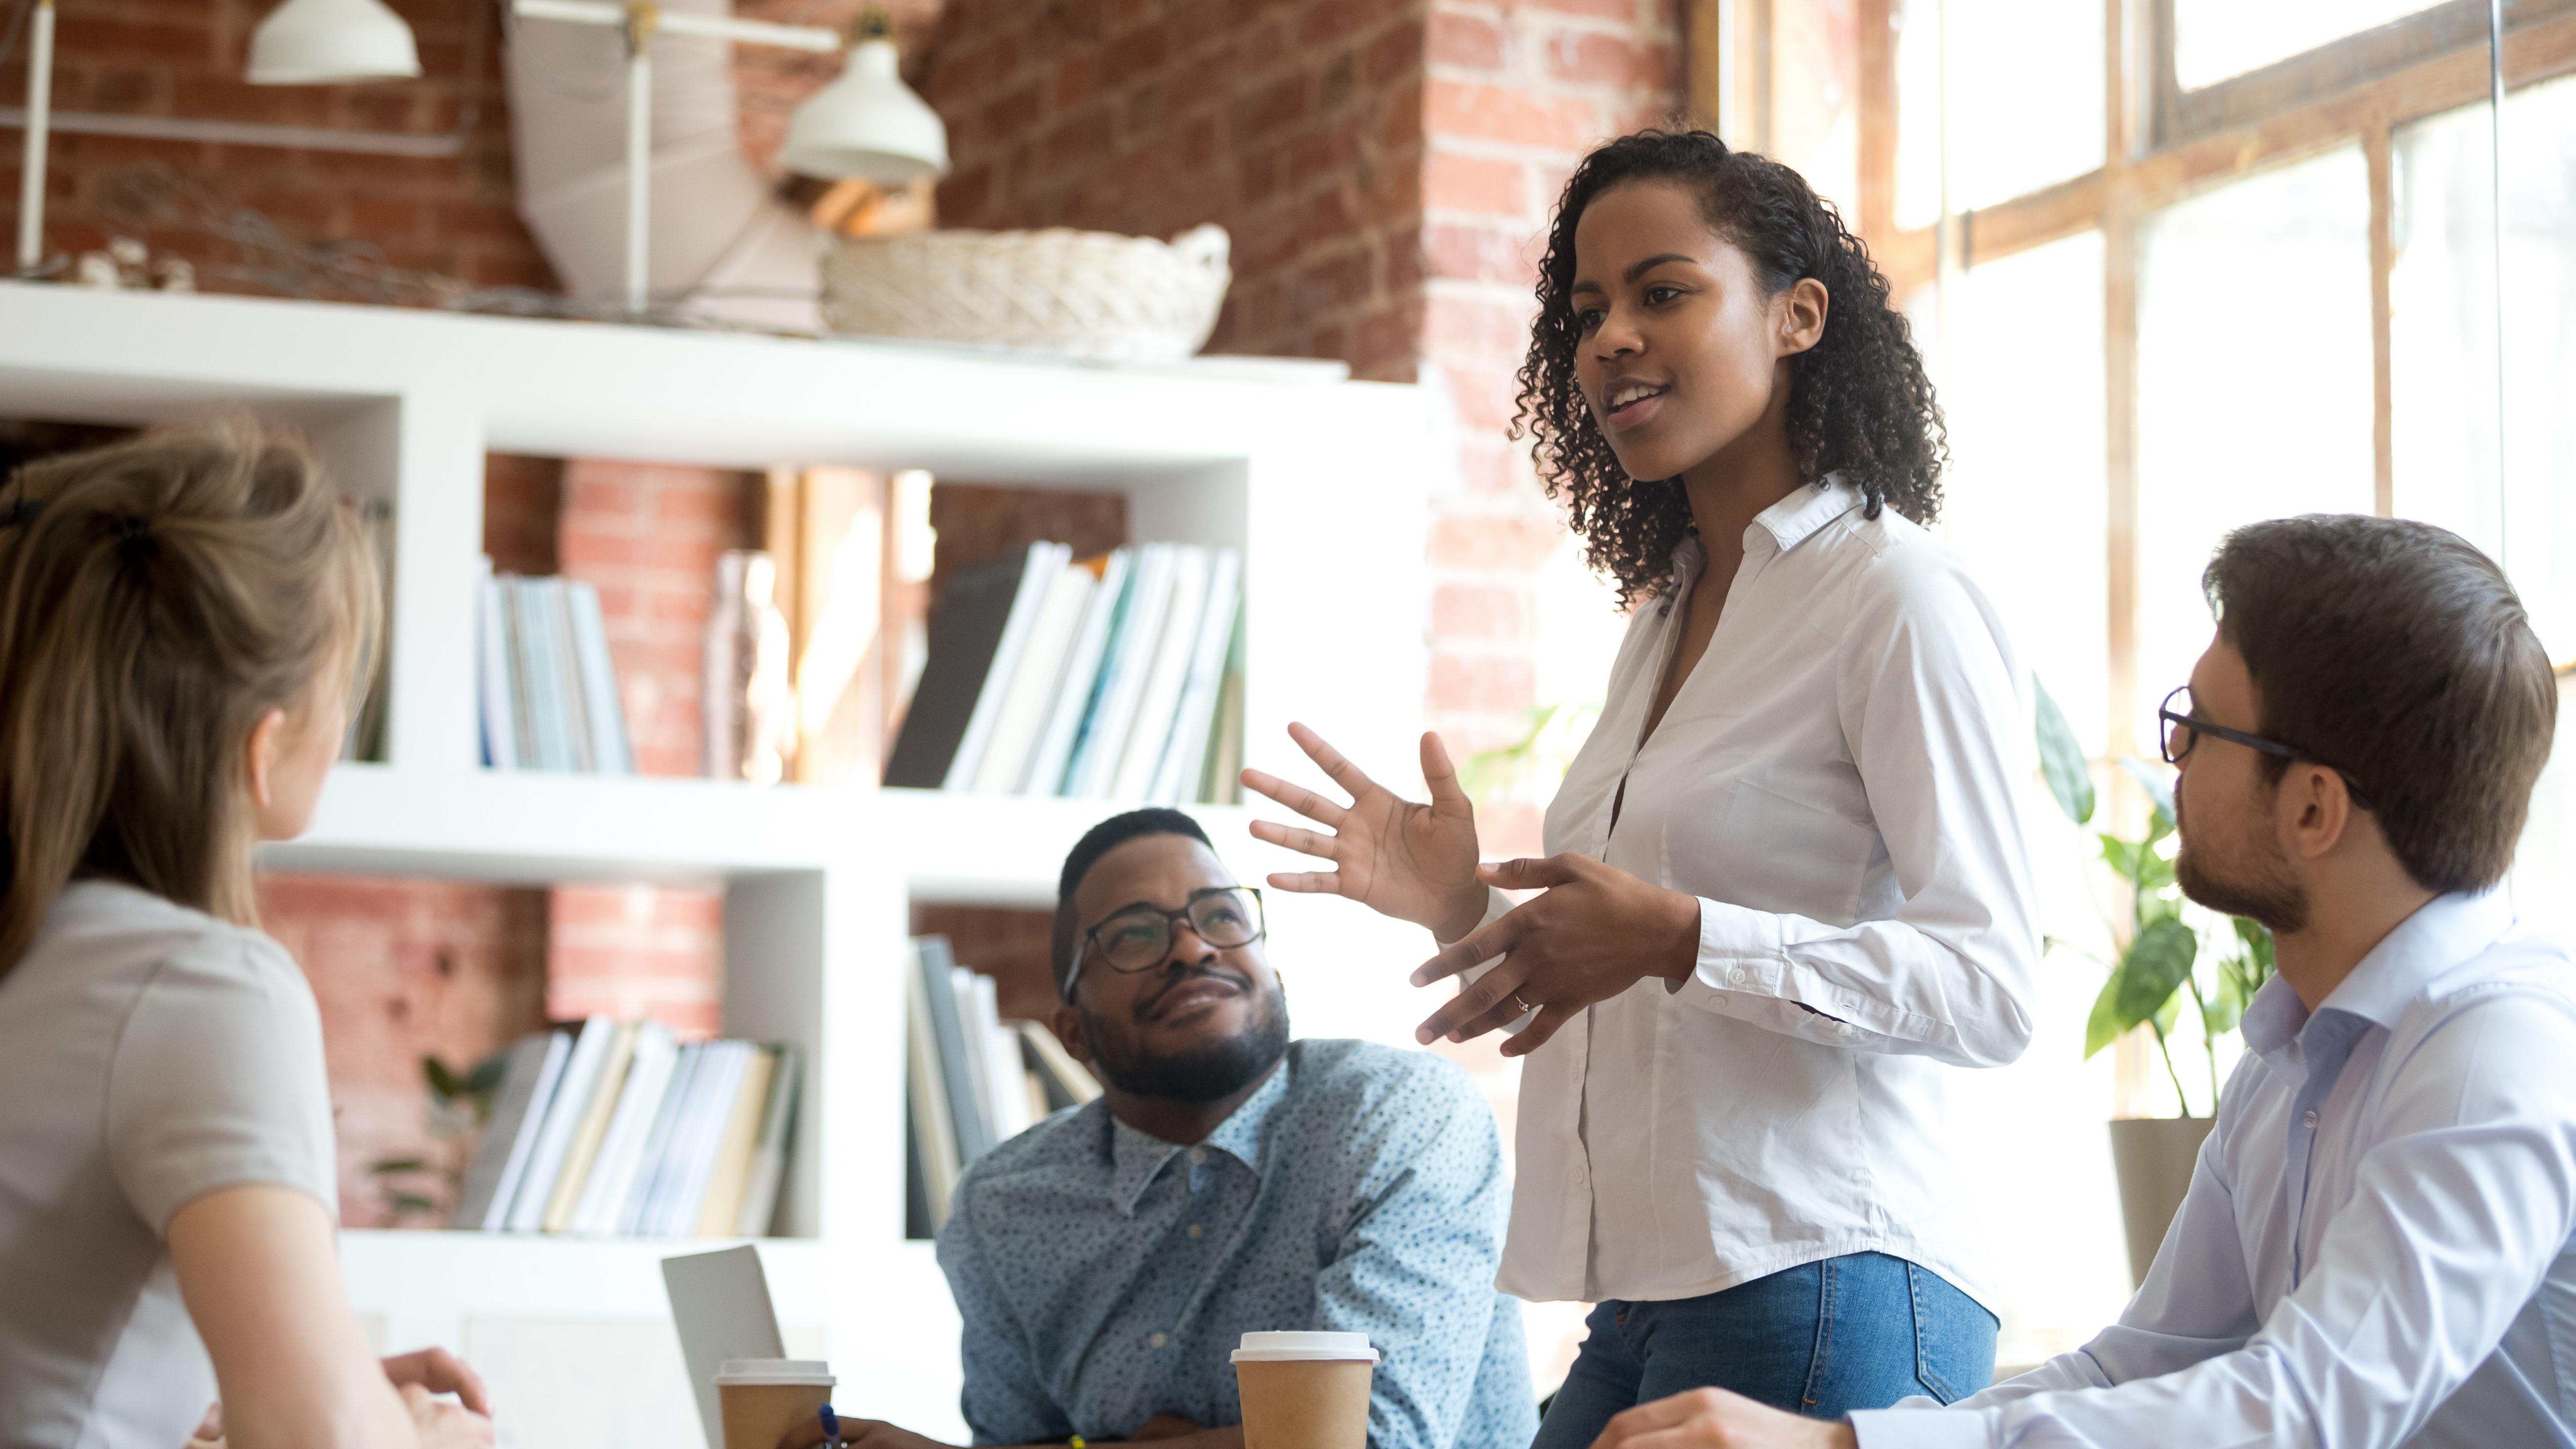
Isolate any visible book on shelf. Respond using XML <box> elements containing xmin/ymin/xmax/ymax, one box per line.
<box><xmin>475</xmin><ymin>558</ymin><xmax>637</xmax><ymax>775</ymax></box>
<box><xmin>886</xmin><ymin>542</ymin><xmax>1244</xmax><ymax>802</ymax></box>
<box><xmin>456</xmin><ymin>1022</ymin><xmax>802</xmax><ymax>1239</ymax></box>
<box><xmin>903</xmin><ymin>934</ymin><xmax>1103</xmax><ymax>1238</ymax></box>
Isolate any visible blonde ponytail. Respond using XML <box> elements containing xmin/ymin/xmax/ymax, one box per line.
<box><xmin>0</xmin><ymin>420</ymin><xmax>378</xmax><ymax>973</ymax></box>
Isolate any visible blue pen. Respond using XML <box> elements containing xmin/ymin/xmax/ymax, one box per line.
<box><xmin>820</xmin><ymin>1405</ymin><xmax>843</xmax><ymax>1449</ymax></box>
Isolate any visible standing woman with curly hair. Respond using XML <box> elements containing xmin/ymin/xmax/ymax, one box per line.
<box><xmin>1243</xmin><ymin>130</ymin><xmax>2038</xmax><ymax>1437</ymax></box>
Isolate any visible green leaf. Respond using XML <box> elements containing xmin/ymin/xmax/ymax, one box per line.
<box><xmin>2032</xmin><ymin>675</ymin><xmax>2096</xmax><ymax>826</ymax></box>
<box><xmin>424</xmin><ymin>1057</ymin><xmax>464</xmax><ymax>1099</ymax></box>
<box><xmin>465</xmin><ymin>1054</ymin><xmax>510</xmax><ymax>1096</ymax></box>
<box><xmin>368</xmin><ymin>1157</ymin><xmax>431</xmax><ymax>1176</ymax></box>
<box><xmin>2233</xmin><ymin>916</ymin><xmax>2276</xmax><ymax>985</ymax></box>
<box><xmin>2122</xmin><ymin>757</ymin><xmax>2177</xmax><ymax>833</ymax></box>
<box><xmin>2083</xmin><ymin>970</ymin><xmax>2128</xmax><ymax>1059</ymax></box>
<box><xmin>2117</xmin><ymin>916</ymin><xmax>2200</xmax><ymax>1026</ymax></box>
<box><xmin>388</xmin><ymin>1192</ymin><xmax>441</xmax><ymax>1216</ymax></box>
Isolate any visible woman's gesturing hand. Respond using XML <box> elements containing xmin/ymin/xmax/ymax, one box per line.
<box><xmin>1241</xmin><ymin>725</ymin><xmax>1488</xmax><ymax>942</ymax></box>
<box><xmin>1410</xmin><ymin>855</ymin><xmax>1701</xmax><ymax>1055</ymax></box>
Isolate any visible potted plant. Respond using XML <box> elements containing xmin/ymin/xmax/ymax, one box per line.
<box><xmin>2034</xmin><ymin>679</ymin><xmax>2274</xmax><ymax>1285</ymax></box>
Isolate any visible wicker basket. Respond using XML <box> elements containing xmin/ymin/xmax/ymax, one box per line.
<box><xmin>819</xmin><ymin>224</ymin><xmax>1232</xmax><ymax>363</ymax></box>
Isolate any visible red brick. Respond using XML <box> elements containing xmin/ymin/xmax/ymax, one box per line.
<box><xmin>1427</xmin><ymin>290</ymin><xmax>1537</xmax><ymax>360</ymax></box>
<box><xmin>1426</xmin><ymin>221</ymin><xmax>1542</xmax><ymax>283</ymax></box>
<box><xmin>1426</xmin><ymin>10</ymin><xmax>1506</xmax><ymax>71</ymax></box>
<box><xmin>1434</xmin><ymin>583</ymin><xmax>1540</xmax><ymax>640</ymax></box>
<box><xmin>1429</xmin><ymin>651</ymin><xmax>1537</xmax><ymax>714</ymax></box>
<box><xmin>1515</xmin><ymin>0</ymin><xmax>1638</xmax><ymax>17</ymax></box>
<box><xmin>1443</xmin><ymin>362</ymin><xmax>1528</xmax><ymax>431</ymax></box>
<box><xmin>1431</xmin><ymin>511</ymin><xmax>1566</xmax><ymax>571</ymax></box>
<box><xmin>1543</xmin><ymin>29</ymin><xmax>1675</xmax><ymax>89</ymax></box>
<box><xmin>1426</xmin><ymin>78</ymin><xmax>1601</xmax><ymax>149</ymax></box>
<box><xmin>1423</xmin><ymin>151</ymin><xmax>1525</xmax><ymax>216</ymax></box>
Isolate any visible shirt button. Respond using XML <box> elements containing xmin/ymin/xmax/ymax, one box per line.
<box><xmin>1187</xmin><ymin>1147</ymin><xmax>1208</xmax><ymax>1166</ymax></box>
<box><xmin>2302</xmin><ymin>1110</ymin><xmax>2319</xmax><ymax>1129</ymax></box>
<box><xmin>1728</xmin><ymin>968</ymin><xmax>1749</xmax><ymax>986</ymax></box>
<box><xmin>1151</xmin><ymin>1332</ymin><xmax>1169</xmax><ymax>1348</ymax></box>
<box><xmin>1187</xmin><ymin>1223</ymin><xmax>1204</xmax><ymax>1239</ymax></box>
<box><xmin>1838</xmin><ymin>1021</ymin><xmax>1858</xmax><ymax>1037</ymax></box>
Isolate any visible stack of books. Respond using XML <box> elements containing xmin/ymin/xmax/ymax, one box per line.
<box><xmin>906</xmin><ymin>936</ymin><xmax>1101</xmax><ymax>1236</ymax></box>
<box><xmin>475</xmin><ymin>557</ymin><xmax>637</xmax><ymax>774</ymax></box>
<box><xmin>452</xmin><ymin>1020</ymin><xmax>801</xmax><ymax>1239</ymax></box>
<box><xmin>883</xmin><ymin>541</ymin><xmax>1244</xmax><ymax>802</ymax></box>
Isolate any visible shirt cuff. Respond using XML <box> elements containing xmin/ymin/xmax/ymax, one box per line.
<box><xmin>1667</xmin><ymin>897</ymin><xmax>1882</xmax><ymax>1045</ymax></box>
<box><xmin>1848</xmin><ymin>1407</ymin><xmax>1998</xmax><ymax>1449</ymax></box>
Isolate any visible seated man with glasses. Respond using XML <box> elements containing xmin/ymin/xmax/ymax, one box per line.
<box><xmin>1570</xmin><ymin>514</ymin><xmax>2570</xmax><ymax>1449</ymax></box>
<box><xmin>808</xmin><ymin>808</ymin><xmax>1532</xmax><ymax>1449</ymax></box>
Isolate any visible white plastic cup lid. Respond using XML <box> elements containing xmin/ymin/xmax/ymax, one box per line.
<box><xmin>716</xmin><ymin>1358</ymin><xmax>836</xmax><ymax>1386</ymax></box>
<box><xmin>1230</xmin><ymin>1331</ymin><xmax>1379</xmax><ymax>1363</ymax></box>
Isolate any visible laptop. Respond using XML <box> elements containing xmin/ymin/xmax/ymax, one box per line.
<box><xmin>662</xmin><ymin>1245</ymin><xmax>788</xmax><ymax>1449</ymax></box>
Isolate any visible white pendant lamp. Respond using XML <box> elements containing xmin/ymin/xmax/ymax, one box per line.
<box><xmin>779</xmin><ymin>26</ymin><xmax>950</xmax><ymax>184</ymax></box>
<box><xmin>247</xmin><ymin>0</ymin><xmax>425</xmax><ymax>86</ymax></box>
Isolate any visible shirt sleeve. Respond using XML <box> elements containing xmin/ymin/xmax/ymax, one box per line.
<box><xmin>1670</xmin><ymin>549</ymin><xmax>2040</xmax><ymax>1069</ymax></box>
<box><xmin>936</xmin><ymin>1198</ymin><xmax>1072</xmax><ymax>1447</ymax></box>
<box><xmin>1852</xmin><ymin>986</ymin><xmax>2576</xmax><ymax>1448</ymax></box>
<box><xmin>105</xmin><ymin>931</ymin><xmax>337</xmax><ymax>1233</ymax></box>
<box><xmin>1311</xmin><ymin>1060</ymin><xmax>1529</xmax><ymax>1449</ymax></box>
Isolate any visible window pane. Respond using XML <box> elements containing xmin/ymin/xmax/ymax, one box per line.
<box><xmin>2173</xmin><ymin>0</ymin><xmax>2443</xmax><ymax>91</ymax></box>
<box><xmin>1930</xmin><ymin>233</ymin><xmax>2110</xmax><ymax>754</ymax></box>
<box><xmin>1772</xmin><ymin>0</ymin><xmax>1862</xmax><ymax>223</ymax></box>
<box><xmin>1896</xmin><ymin>0</ymin><xmax>2105</xmax><ymax>228</ymax></box>
<box><xmin>2135</xmin><ymin>148</ymin><xmax>2375</xmax><ymax>744</ymax></box>
<box><xmin>1913</xmin><ymin>233</ymin><xmax>2133</xmax><ymax>1366</ymax></box>
<box><xmin>2392</xmin><ymin>73</ymin><xmax>2576</xmax><ymax>663</ymax></box>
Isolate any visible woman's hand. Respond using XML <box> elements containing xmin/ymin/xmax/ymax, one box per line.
<box><xmin>382</xmin><ymin>1347</ymin><xmax>491</xmax><ymax>1418</ymax></box>
<box><xmin>1410</xmin><ymin>855</ymin><xmax>1701</xmax><ymax>1054</ymax></box>
<box><xmin>1241</xmin><ymin>725</ymin><xmax>1487</xmax><ymax>942</ymax></box>
<box><xmin>401</xmin><ymin>1384</ymin><xmax>494</xmax><ymax>1449</ymax></box>
<box><xmin>1589</xmin><ymin>1388</ymin><xmax>1855</xmax><ymax>1449</ymax></box>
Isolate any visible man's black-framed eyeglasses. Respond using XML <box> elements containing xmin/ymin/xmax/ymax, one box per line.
<box><xmin>1082</xmin><ymin>886</ymin><xmax>1267</xmax><ymax>975</ymax></box>
<box><xmin>2158</xmin><ymin>685</ymin><xmax>2372</xmax><ymax>810</ymax></box>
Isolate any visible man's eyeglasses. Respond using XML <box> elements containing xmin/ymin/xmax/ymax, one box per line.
<box><xmin>2158</xmin><ymin>685</ymin><xmax>2372</xmax><ymax>810</ymax></box>
<box><xmin>1082</xmin><ymin>887</ymin><xmax>1267</xmax><ymax>975</ymax></box>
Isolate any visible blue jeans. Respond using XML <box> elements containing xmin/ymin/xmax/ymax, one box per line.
<box><xmin>1530</xmin><ymin>1253</ymin><xmax>1997</xmax><ymax>1448</ymax></box>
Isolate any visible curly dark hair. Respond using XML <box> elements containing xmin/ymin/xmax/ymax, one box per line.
<box><xmin>1510</xmin><ymin>129</ymin><xmax>1947</xmax><ymax>607</ymax></box>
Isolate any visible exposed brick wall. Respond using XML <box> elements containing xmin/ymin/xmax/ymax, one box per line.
<box><xmin>545</xmin><ymin>884</ymin><xmax>727</xmax><ymax>1037</ymax></box>
<box><xmin>1420</xmin><ymin>0</ymin><xmax>1679</xmax><ymax>857</ymax></box>
<box><xmin>257</xmin><ymin>874</ymin><xmax>549</xmax><ymax>1227</ymax></box>
<box><xmin>911</xmin><ymin>0</ymin><xmax>1431</xmax><ymax>383</ymax></box>
<box><xmin>557</xmin><ymin>459</ymin><xmax>759</xmax><ymax>780</ymax></box>
<box><xmin>0</xmin><ymin>0</ymin><xmax>556</xmax><ymax>296</ymax></box>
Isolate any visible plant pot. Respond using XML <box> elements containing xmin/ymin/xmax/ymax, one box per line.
<box><xmin>2107</xmin><ymin>1116</ymin><xmax>2216</xmax><ymax>1287</ymax></box>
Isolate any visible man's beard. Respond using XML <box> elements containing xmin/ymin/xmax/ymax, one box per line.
<box><xmin>1081</xmin><ymin>972</ymin><xmax>1291</xmax><ymax>1103</ymax></box>
<box><xmin>2174</xmin><ymin>791</ymin><xmax>2308</xmax><ymax>933</ymax></box>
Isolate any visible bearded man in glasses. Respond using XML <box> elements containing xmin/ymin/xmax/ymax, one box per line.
<box><xmin>1563</xmin><ymin>514</ymin><xmax>2570</xmax><ymax>1449</ymax></box>
<box><xmin>798</xmin><ymin>809</ymin><xmax>1533</xmax><ymax>1449</ymax></box>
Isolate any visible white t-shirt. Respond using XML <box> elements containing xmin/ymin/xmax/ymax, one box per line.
<box><xmin>0</xmin><ymin>880</ymin><xmax>338</xmax><ymax>1449</ymax></box>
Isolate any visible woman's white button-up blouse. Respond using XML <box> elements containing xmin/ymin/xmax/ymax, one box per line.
<box><xmin>1492</xmin><ymin>475</ymin><xmax>2039</xmax><ymax>1308</ymax></box>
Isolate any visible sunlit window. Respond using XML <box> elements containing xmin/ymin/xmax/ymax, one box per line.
<box><xmin>2391</xmin><ymin>73</ymin><xmax>2576</xmax><ymax>665</ymax></box>
<box><xmin>2134</xmin><ymin>148</ymin><xmax>2376</xmax><ymax>741</ymax></box>
<box><xmin>1895</xmin><ymin>0</ymin><xmax>2106</xmax><ymax>227</ymax></box>
<box><xmin>2173</xmin><ymin>0</ymin><xmax>2446</xmax><ymax>91</ymax></box>
<box><xmin>1924</xmin><ymin>232</ymin><xmax>2110</xmax><ymax>754</ymax></box>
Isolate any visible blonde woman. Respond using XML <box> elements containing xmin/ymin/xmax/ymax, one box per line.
<box><xmin>0</xmin><ymin>427</ymin><xmax>493</xmax><ymax>1448</ymax></box>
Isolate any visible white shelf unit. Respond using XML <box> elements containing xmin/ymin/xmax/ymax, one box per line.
<box><xmin>0</xmin><ymin>282</ymin><xmax>1441</xmax><ymax>1448</ymax></box>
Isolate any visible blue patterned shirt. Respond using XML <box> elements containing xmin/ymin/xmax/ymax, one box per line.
<box><xmin>935</xmin><ymin>1039</ymin><xmax>1533</xmax><ymax>1449</ymax></box>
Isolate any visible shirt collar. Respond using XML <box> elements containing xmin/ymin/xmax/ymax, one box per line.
<box><xmin>1104</xmin><ymin>1055</ymin><xmax>1293</xmax><ymax>1217</ymax></box>
<box><xmin>1661</xmin><ymin>474</ymin><xmax>1861</xmax><ymax>596</ymax></box>
<box><xmin>2241</xmin><ymin>890</ymin><xmax>2517</xmax><ymax>1064</ymax></box>
<box><xmin>1750</xmin><ymin>473</ymin><xmax>1862</xmax><ymax>555</ymax></box>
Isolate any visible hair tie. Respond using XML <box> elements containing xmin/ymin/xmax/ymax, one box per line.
<box><xmin>111</xmin><ymin>513</ymin><xmax>156</xmax><ymax>561</ymax></box>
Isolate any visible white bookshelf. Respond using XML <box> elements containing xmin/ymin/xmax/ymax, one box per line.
<box><xmin>0</xmin><ymin>282</ymin><xmax>1440</xmax><ymax>1449</ymax></box>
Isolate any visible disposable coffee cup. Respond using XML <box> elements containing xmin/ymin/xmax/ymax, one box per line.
<box><xmin>1231</xmin><ymin>1332</ymin><xmax>1378</xmax><ymax>1449</ymax></box>
<box><xmin>715</xmin><ymin>1358</ymin><xmax>835</xmax><ymax>1449</ymax></box>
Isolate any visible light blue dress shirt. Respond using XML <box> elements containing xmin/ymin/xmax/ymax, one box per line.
<box><xmin>1854</xmin><ymin>890</ymin><xmax>2576</xmax><ymax>1447</ymax></box>
<box><xmin>935</xmin><ymin>1039</ymin><xmax>1534</xmax><ymax>1449</ymax></box>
